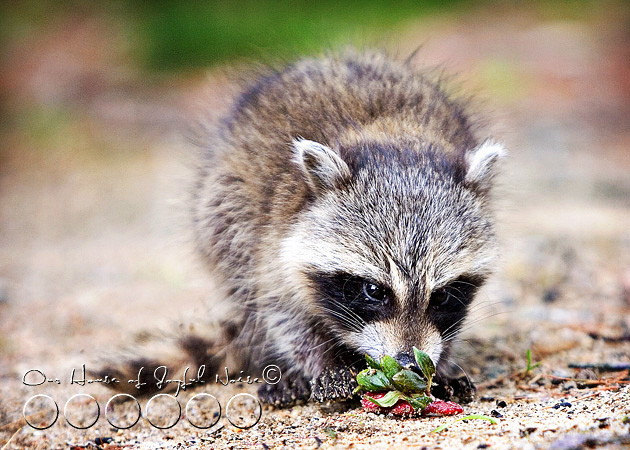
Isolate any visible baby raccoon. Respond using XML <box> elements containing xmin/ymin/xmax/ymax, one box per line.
<box><xmin>189</xmin><ymin>49</ymin><xmax>505</xmax><ymax>406</ymax></box>
<box><xmin>101</xmin><ymin>49</ymin><xmax>504</xmax><ymax>407</ymax></box>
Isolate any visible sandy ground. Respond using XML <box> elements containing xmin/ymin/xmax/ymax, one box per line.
<box><xmin>1</xmin><ymin>3</ymin><xmax>630</xmax><ymax>449</ymax></box>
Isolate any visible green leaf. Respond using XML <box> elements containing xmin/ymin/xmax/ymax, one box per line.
<box><xmin>381</xmin><ymin>355</ymin><xmax>403</xmax><ymax>380</ymax></box>
<box><xmin>525</xmin><ymin>349</ymin><xmax>541</xmax><ymax>372</ymax></box>
<box><xmin>405</xmin><ymin>395</ymin><xmax>432</xmax><ymax>411</ymax></box>
<box><xmin>365</xmin><ymin>353</ymin><xmax>381</xmax><ymax>370</ymax></box>
<box><xmin>392</xmin><ymin>370</ymin><xmax>427</xmax><ymax>393</ymax></box>
<box><xmin>431</xmin><ymin>414</ymin><xmax>498</xmax><ymax>433</ymax></box>
<box><xmin>526</xmin><ymin>349</ymin><xmax>532</xmax><ymax>366</ymax></box>
<box><xmin>413</xmin><ymin>347</ymin><xmax>436</xmax><ymax>380</ymax></box>
<box><xmin>364</xmin><ymin>390</ymin><xmax>403</xmax><ymax>408</ymax></box>
<box><xmin>356</xmin><ymin>369</ymin><xmax>391</xmax><ymax>392</ymax></box>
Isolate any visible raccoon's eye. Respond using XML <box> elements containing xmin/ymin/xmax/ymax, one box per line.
<box><xmin>429</xmin><ymin>288</ymin><xmax>450</xmax><ymax>307</ymax></box>
<box><xmin>363</xmin><ymin>282</ymin><xmax>389</xmax><ymax>303</ymax></box>
<box><xmin>430</xmin><ymin>276</ymin><xmax>483</xmax><ymax>309</ymax></box>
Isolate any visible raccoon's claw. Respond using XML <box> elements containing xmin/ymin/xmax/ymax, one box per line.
<box><xmin>432</xmin><ymin>374</ymin><xmax>476</xmax><ymax>404</ymax></box>
<box><xmin>257</xmin><ymin>376</ymin><xmax>311</xmax><ymax>407</ymax></box>
<box><xmin>310</xmin><ymin>367</ymin><xmax>358</xmax><ymax>402</ymax></box>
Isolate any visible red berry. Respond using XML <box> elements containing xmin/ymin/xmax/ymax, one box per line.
<box><xmin>361</xmin><ymin>392</ymin><xmax>386</xmax><ymax>412</ymax></box>
<box><xmin>424</xmin><ymin>400</ymin><xmax>464</xmax><ymax>416</ymax></box>
<box><xmin>389</xmin><ymin>400</ymin><xmax>415</xmax><ymax>416</ymax></box>
<box><xmin>361</xmin><ymin>392</ymin><xmax>417</xmax><ymax>416</ymax></box>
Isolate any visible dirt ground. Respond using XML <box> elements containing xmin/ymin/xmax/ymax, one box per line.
<box><xmin>1</xmin><ymin>3</ymin><xmax>630</xmax><ymax>449</ymax></box>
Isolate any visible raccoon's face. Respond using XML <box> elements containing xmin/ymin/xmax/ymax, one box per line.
<box><xmin>281</xmin><ymin>138</ymin><xmax>504</xmax><ymax>370</ymax></box>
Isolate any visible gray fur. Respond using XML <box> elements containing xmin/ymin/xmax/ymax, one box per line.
<box><xmin>190</xmin><ymin>50</ymin><xmax>505</xmax><ymax>405</ymax></box>
<box><xmin>104</xmin><ymin>50</ymin><xmax>504</xmax><ymax>407</ymax></box>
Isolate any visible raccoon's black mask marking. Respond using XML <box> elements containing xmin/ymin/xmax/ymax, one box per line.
<box><xmin>309</xmin><ymin>270</ymin><xmax>485</xmax><ymax>340</ymax></box>
<box><xmin>307</xmin><ymin>271</ymin><xmax>395</xmax><ymax>327</ymax></box>
<box><xmin>428</xmin><ymin>275</ymin><xmax>485</xmax><ymax>336</ymax></box>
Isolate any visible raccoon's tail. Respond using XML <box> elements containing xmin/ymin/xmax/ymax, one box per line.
<box><xmin>93</xmin><ymin>319</ymin><xmax>241</xmax><ymax>396</ymax></box>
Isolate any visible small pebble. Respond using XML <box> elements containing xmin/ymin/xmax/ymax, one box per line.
<box><xmin>549</xmin><ymin>434</ymin><xmax>598</xmax><ymax>450</ymax></box>
<box><xmin>490</xmin><ymin>409</ymin><xmax>503</xmax><ymax>418</ymax></box>
<box><xmin>520</xmin><ymin>427</ymin><xmax>538</xmax><ymax>437</ymax></box>
<box><xmin>576</xmin><ymin>369</ymin><xmax>598</xmax><ymax>388</ymax></box>
<box><xmin>550</xmin><ymin>370</ymin><xmax>572</xmax><ymax>385</ymax></box>
<box><xmin>553</xmin><ymin>401</ymin><xmax>572</xmax><ymax>409</ymax></box>
<box><xmin>496</xmin><ymin>400</ymin><xmax>507</xmax><ymax>408</ymax></box>
<box><xmin>575</xmin><ymin>369</ymin><xmax>597</xmax><ymax>380</ymax></box>
<box><xmin>596</xmin><ymin>417</ymin><xmax>609</xmax><ymax>429</ymax></box>
<box><xmin>542</xmin><ymin>288</ymin><xmax>560</xmax><ymax>303</ymax></box>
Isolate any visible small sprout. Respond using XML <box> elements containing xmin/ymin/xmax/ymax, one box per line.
<box><xmin>323</xmin><ymin>427</ymin><xmax>337</xmax><ymax>439</ymax></box>
<box><xmin>431</xmin><ymin>414</ymin><xmax>498</xmax><ymax>433</ymax></box>
<box><xmin>525</xmin><ymin>349</ymin><xmax>541</xmax><ymax>373</ymax></box>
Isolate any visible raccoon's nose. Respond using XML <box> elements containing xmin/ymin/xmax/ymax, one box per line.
<box><xmin>394</xmin><ymin>351</ymin><xmax>422</xmax><ymax>374</ymax></box>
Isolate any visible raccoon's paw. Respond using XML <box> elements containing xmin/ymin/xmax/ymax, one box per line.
<box><xmin>310</xmin><ymin>367</ymin><xmax>358</xmax><ymax>403</ymax></box>
<box><xmin>257</xmin><ymin>376</ymin><xmax>311</xmax><ymax>408</ymax></box>
<box><xmin>432</xmin><ymin>374</ymin><xmax>476</xmax><ymax>404</ymax></box>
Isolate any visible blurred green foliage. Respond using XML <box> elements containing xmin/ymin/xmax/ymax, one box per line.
<box><xmin>0</xmin><ymin>0</ymin><xmax>612</xmax><ymax>73</ymax></box>
<box><xmin>127</xmin><ymin>0</ymin><xmax>467</xmax><ymax>71</ymax></box>
<box><xmin>1</xmin><ymin>0</ymin><xmax>468</xmax><ymax>73</ymax></box>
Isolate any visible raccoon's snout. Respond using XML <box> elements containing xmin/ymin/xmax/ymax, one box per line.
<box><xmin>394</xmin><ymin>351</ymin><xmax>422</xmax><ymax>374</ymax></box>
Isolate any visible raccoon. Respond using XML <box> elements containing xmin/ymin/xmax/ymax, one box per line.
<box><xmin>101</xmin><ymin>49</ymin><xmax>504</xmax><ymax>407</ymax></box>
<box><xmin>187</xmin><ymin>50</ymin><xmax>505</xmax><ymax>406</ymax></box>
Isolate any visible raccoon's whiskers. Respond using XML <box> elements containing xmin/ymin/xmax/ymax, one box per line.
<box><xmin>442</xmin><ymin>309</ymin><xmax>507</xmax><ymax>343</ymax></box>
<box><xmin>315</xmin><ymin>297</ymin><xmax>367</xmax><ymax>333</ymax></box>
<box><xmin>443</xmin><ymin>357</ymin><xmax>472</xmax><ymax>385</ymax></box>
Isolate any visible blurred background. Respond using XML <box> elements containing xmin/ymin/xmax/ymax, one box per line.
<box><xmin>0</xmin><ymin>0</ymin><xmax>629</xmax><ymax>444</ymax></box>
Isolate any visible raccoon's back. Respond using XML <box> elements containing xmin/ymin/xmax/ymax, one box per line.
<box><xmin>227</xmin><ymin>51</ymin><xmax>475</xmax><ymax>153</ymax></box>
<box><xmin>193</xmin><ymin>50</ymin><xmax>479</xmax><ymax>279</ymax></box>
<box><xmin>201</xmin><ymin>51</ymin><xmax>476</xmax><ymax>211</ymax></box>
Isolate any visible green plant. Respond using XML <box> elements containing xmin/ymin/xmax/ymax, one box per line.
<box><xmin>525</xmin><ymin>349</ymin><xmax>541</xmax><ymax>374</ymax></box>
<box><xmin>431</xmin><ymin>414</ymin><xmax>498</xmax><ymax>433</ymax></box>
<box><xmin>354</xmin><ymin>346</ymin><xmax>435</xmax><ymax>411</ymax></box>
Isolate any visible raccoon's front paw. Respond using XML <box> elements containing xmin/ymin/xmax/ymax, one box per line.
<box><xmin>310</xmin><ymin>367</ymin><xmax>358</xmax><ymax>402</ymax></box>
<box><xmin>432</xmin><ymin>375</ymin><xmax>476</xmax><ymax>404</ymax></box>
<box><xmin>257</xmin><ymin>376</ymin><xmax>311</xmax><ymax>407</ymax></box>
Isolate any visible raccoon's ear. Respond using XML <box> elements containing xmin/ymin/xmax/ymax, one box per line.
<box><xmin>292</xmin><ymin>139</ymin><xmax>351</xmax><ymax>192</ymax></box>
<box><xmin>464</xmin><ymin>140</ymin><xmax>506</xmax><ymax>192</ymax></box>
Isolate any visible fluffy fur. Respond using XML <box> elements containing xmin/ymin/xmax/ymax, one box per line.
<box><xmin>103</xmin><ymin>50</ymin><xmax>504</xmax><ymax>406</ymax></box>
<box><xmin>191</xmin><ymin>50</ymin><xmax>504</xmax><ymax>405</ymax></box>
